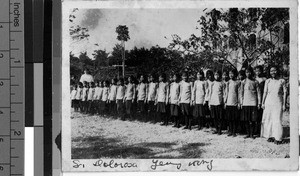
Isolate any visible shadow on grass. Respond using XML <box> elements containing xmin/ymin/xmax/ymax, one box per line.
<box><xmin>72</xmin><ymin>136</ymin><xmax>209</xmax><ymax>159</ymax></box>
<box><xmin>72</xmin><ymin>136</ymin><xmax>153</xmax><ymax>159</ymax></box>
<box><xmin>177</xmin><ymin>143</ymin><xmax>207</xmax><ymax>158</ymax></box>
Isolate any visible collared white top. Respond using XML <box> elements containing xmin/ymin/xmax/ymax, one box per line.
<box><xmin>222</xmin><ymin>81</ymin><xmax>229</xmax><ymax>101</ymax></box>
<box><xmin>87</xmin><ymin>87</ymin><xmax>95</xmax><ymax>101</ymax></box>
<box><xmin>71</xmin><ymin>89</ymin><xmax>77</xmax><ymax>100</ymax></box>
<box><xmin>108</xmin><ymin>85</ymin><xmax>117</xmax><ymax>101</ymax></box>
<box><xmin>79</xmin><ymin>73</ymin><xmax>94</xmax><ymax>83</ymax></box>
<box><xmin>101</xmin><ymin>87</ymin><xmax>109</xmax><ymax>101</ymax></box>
<box><xmin>81</xmin><ymin>87</ymin><xmax>88</xmax><ymax>101</ymax></box>
<box><xmin>169</xmin><ymin>82</ymin><xmax>180</xmax><ymax>104</ymax></box>
<box><xmin>263</xmin><ymin>78</ymin><xmax>286</xmax><ymax>106</ymax></box>
<box><xmin>179</xmin><ymin>81</ymin><xmax>192</xmax><ymax>104</ymax></box>
<box><xmin>137</xmin><ymin>83</ymin><xmax>147</xmax><ymax>101</ymax></box>
<box><xmin>205</xmin><ymin>80</ymin><xmax>213</xmax><ymax>102</ymax></box>
<box><xmin>93</xmin><ymin>87</ymin><xmax>103</xmax><ymax>100</ymax></box>
<box><xmin>148</xmin><ymin>82</ymin><xmax>157</xmax><ymax>101</ymax></box>
<box><xmin>209</xmin><ymin>81</ymin><xmax>224</xmax><ymax>106</ymax></box>
<box><xmin>124</xmin><ymin>83</ymin><xmax>136</xmax><ymax>100</ymax></box>
<box><xmin>256</xmin><ymin>76</ymin><xmax>267</xmax><ymax>99</ymax></box>
<box><xmin>156</xmin><ymin>82</ymin><xmax>169</xmax><ymax>103</ymax></box>
<box><xmin>75</xmin><ymin>88</ymin><xmax>82</xmax><ymax>100</ymax></box>
<box><xmin>193</xmin><ymin>80</ymin><xmax>207</xmax><ymax>104</ymax></box>
<box><xmin>116</xmin><ymin>85</ymin><xmax>126</xmax><ymax>100</ymax></box>
<box><xmin>240</xmin><ymin>78</ymin><xmax>261</xmax><ymax>106</ymax></box>
<box><xmin>225</xmin><ymin>80</ymin><xmax>240</xmax><ymax>106</ymax></box>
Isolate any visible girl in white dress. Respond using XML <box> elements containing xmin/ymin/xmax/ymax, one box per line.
<box><xmin>204</xmin><ymin>70</ymin><xmax>214</xmax><ymax>128</ymax></box>
<box><xmin>261</xmin><ymin>66</ymin><xmax>287</xmax><ymax>145</ymax></box>
<box><xmin>209</xmin><ymin>70</ymin><xmax>225</xmax><ymax>135</ymax></box>
<box><xmin>192</xmin><ymin>70</ymin><xmax>207</xmax><ymax>130</ymax></box>
<box><xmin>240</xmin><ymin>67</ymin><xmax>261</xmax><ymax>139</ymax></box>
<box><xmin>147</xmin><ymin>74</ymin><xmax>158</xmax><ymax>122</ymax></box>
<box><xmin>224</xmin><ymin>69</ymin><xmax>240</xmax><ymax>137</ymax></box>
<box><xmin>255</xmin><ymin>65</ymin><xmax>267</xmax><ymax>137</ymax></box>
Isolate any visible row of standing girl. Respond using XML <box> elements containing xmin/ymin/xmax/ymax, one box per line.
<box><xmin>71</xmin><ymin>65</ymin><xmax>287</xmax><ymax>145</ymax></box>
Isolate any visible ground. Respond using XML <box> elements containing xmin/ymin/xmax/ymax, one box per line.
<box><xmin>71</xmin><ymin>111</ymin><xmax>290</xmax><ymax>159</ymax></box>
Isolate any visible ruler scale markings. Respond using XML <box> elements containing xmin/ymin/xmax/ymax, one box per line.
<box><xmin>10</xmin><ymin>2</ymin><xmax>13</xmax><ymax>176</ymax></box>
<box><xmin>0</xmin><ymin>0</ymin><xmax>24</xmax><ymax>175</ymax></box>
<box><xmin>9</xmin><ymin>2</ymin><xmax>12</xmax><ymax>176</ymax></box>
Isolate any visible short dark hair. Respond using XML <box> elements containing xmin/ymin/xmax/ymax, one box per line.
<box><xmin>113</xmin><ymin>78</ymin><xmax>118</xmax><ymax>83</ymax></box>
<box><xmin>255</xmin><ymin>65</ymin><xmax>263</xmax><ymax>71</ymax></box>
<box><xmin>197</xmin><ymin>70</ymin><xmax>205</xmax><ymax>77</ymax></box>
<box><xmin>268</xmin><ymin>65</ymin><xmax>280</xmax><ymax>78</ymax></box>
<box><xmin>246</xmin><ymin>66</ymin><xmax>254</xmax><ymax>72</ymax></box>
<box><xmin>181</xmin><ymin>71</ymin><xmax>188</xmax><ymax>78</ymax></box>
<box><xmin>159</xmin><ymin>73</ymin><xmax>166</xmax><ymax>81</ymax></box>
<box><xmin>128</xmin><ymin>75</ymin><xmax>134</xmax><ymax>83</ymax></box>
<box><xmin>84</xmin><ymin>68</ymin><xmax>89</xmax><ymax>73</ymax></box>
<box><xmin>215</xmin><ymin>70</ymin><xmax>222</xmax><ymax>76</ymax></box>
<box><xmin>229</xmin><ymin>68</ymin><xmax>238</xmax><ymax>77</ymax></box>
<box><xmin>149</xmin><ymin>73</ymin><xmax>157</xmax><ymax>82</ymax></box>
<box><xmin>173</xmin><ymin>73</ymin><xmax>180</xmax><ymax>82</ymax></box>
<box><xmin>245</xmin><ymin>66</ymin><xmax>255</xmax><ymax>79</ymax></box>
<box><xmin>140</xmin><ymin>74</ymin><xmax>147</xmax><ymax>83</ymax></box>
<box><xmin>239</xmin><ymin>69</ymin><xmax>246</xmax><ymax>76</ymax></box>
<box><xmin>119</xmin><ymin>78</ymin><xmax>124</xmax><ymax>84</ymax></box>
<box><xmin>222</xmin><ymin>70</ymin><xmax>229</xmax><ymax>76</ymax></box>
<box><xmin>206</xmin><ymin>70</ymin><xmax>214</xmax><ymax>79</ymax></box>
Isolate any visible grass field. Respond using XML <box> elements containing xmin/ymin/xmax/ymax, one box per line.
<box><xmin>71</xmin><ymin>111</ymin><xmax>290</xmax><ymax>159</ymax></box>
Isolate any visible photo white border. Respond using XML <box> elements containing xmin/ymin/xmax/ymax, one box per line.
<box><xmin>61</xmin><ymin>0</ymin><xmax>299</xmax><ymax>172</ymax></box>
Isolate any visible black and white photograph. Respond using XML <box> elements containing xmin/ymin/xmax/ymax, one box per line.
<box><xmin>61</xmin><ymin>0</ymin><xmax>298</xmax><ymax>172</ymax></box>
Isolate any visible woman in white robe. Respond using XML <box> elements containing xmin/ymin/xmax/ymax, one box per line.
<box><xmin>261</xmin><ymin>66</ymin><xmax>287</xmax><ymax>145</ymax></box>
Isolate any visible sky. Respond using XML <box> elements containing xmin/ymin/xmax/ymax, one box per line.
<box><xmin>70</xmin><ymin>9</ymin><xmax>205</xmax><ymax>58</ymax></box>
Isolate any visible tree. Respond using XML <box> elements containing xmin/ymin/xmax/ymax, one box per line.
<box><xmin>116</xmin><ymin>25</ymin><xmax>130</xmax><ymax>77</ymax></box>
<box><xmin>78</xmin><ymin>52</ymin><xmax>95</xmax><ymax>75</ymax></box>
<box><xmin>108</xmin><ymin>44</ymin><xmax>124</xmax><ymax>66</ymax></box>
<box><xmin>169</xmin><ymin>8</ymin><xmax>289</xmax><ymax>71</ymax></box>
<box><xmin>92</xmin><ymin>49</ymin><xmax>109</xmax><ymax>72</ymax></box>
<box><xmin>69</xmin><ymin>8</ymin><xmax>90</xmax><ymax>45</ymax></box>
<box><xmin>70</xmin><ymin>52</ymin><xmax>82</xmax><ymax>81</ymax></box>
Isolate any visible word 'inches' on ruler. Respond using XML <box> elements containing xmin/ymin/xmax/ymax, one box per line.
<box><xmin>0</xmin><ymin>0</ymin><xmax>25</xmax><ymax>176</ymax></box>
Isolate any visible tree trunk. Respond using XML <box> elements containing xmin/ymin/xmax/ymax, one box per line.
<box><xmin>122</xmin><ymin>41</ymin><xmax>125</xmax><ymax>77</ymax></box>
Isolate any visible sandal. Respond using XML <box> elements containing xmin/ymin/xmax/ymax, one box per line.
<box><xmin>267</xmin><ymin>137</ymin><xmax>275</xmax><ymax>142</ymax></box>
<box><xmin>274</xmin><ymin>140</ymin><xmax>282</xmax><ymax>145</ymax></box>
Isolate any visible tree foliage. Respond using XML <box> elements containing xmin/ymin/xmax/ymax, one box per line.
<box><xmin>168</xmin><ymin>8</ymin><xmax>289</xmax><ymax>70</ymax></box>
<box><xmin>70</xmin><ymin>8</ymin><xmax>289</xmax><ymax>82</ymax></box>
<box><xmin>116</xmin><ymin>25</ymin><xmax>130</xmax><ymax>42</ymax></box>
<box><xmin>71</xmin><ymin>45</ymin><xmax>202</xmax><ymax>81</ymax></box>
<box><xmin>69</xmin><ymin>8</ymin><xmax>90</xmax><ymax>44</ymax></box>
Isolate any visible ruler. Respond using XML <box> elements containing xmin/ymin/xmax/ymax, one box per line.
<box><xmin>0</xmin><ymin>0</ymin><xmax>25</xmax><ymax>175</ymax></box>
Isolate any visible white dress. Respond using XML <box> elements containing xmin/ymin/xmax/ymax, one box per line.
<box><xmin>261</xmin><ymin>78</ymin><xmax>286</xmax><ymax>141</ymax></box>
